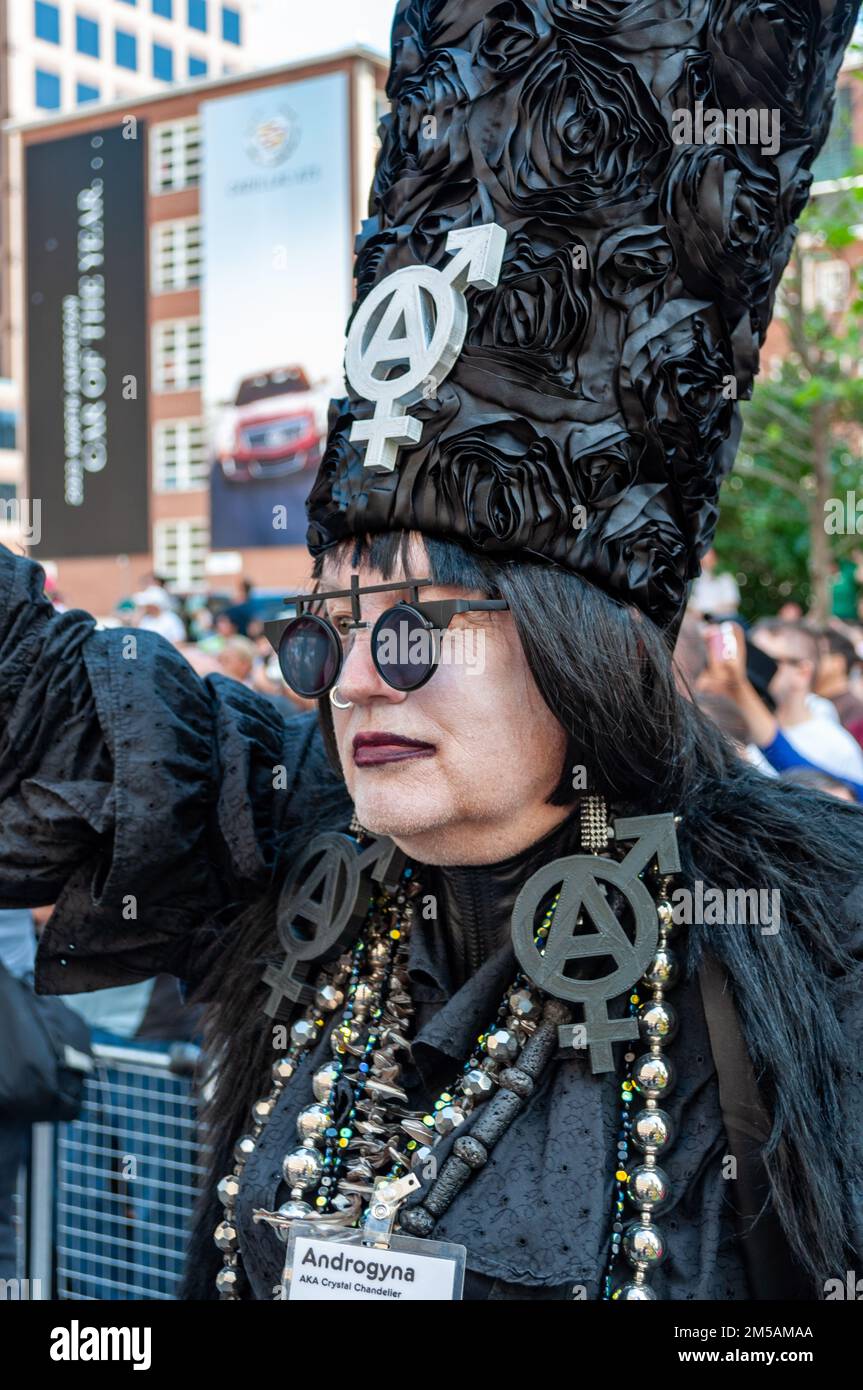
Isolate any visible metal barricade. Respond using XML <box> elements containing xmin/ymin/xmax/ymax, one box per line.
<box><xmin>15</xmin><ymin>1042</ymin><xmax>206</xmax><ymax>1300</ymax></box>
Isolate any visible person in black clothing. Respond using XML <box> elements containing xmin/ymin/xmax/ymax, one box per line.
<box><xmin>1</xmin><ymin>0</ymin><xmax>862</xmax><ymax>1302</ymax></box>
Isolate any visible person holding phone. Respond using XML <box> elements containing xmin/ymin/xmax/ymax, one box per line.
<box><xmin>699</xmin><ymin>621</ymin><xmax>863</xmax><ymax>799</ymax></box>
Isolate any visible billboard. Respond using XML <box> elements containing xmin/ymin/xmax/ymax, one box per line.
<box><xmin>25</xmin><ymin>125</ymin><xmax>149</xmax><ymax>557</ymax></box>
<box><xmin>202</xmin><ymin>73</ymin><xmax>352</xmax><ymax>548</ymax></box>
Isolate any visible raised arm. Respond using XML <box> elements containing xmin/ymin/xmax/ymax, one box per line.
<box><xmin>0</xmin><ymin>544</ymin><xmax>350</xmax><ymax>996</ymax></box>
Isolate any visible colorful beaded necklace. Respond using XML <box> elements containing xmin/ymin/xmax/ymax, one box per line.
<box><xmin>214</xmin><ymin>812</ymin><xmax>680</xmax><ymax>1301</ymax></box>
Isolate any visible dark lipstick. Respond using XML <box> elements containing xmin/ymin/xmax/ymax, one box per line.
<box><xmin>352</xmin><ymin>731</ymin><xmax>436</xmax><ymax>766</ymax></box>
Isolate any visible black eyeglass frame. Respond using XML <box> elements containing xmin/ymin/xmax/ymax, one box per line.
<box><xmin>263</xmin><ymin>573</ymin><xmax>509</xmax><ymax>696</ymax></box>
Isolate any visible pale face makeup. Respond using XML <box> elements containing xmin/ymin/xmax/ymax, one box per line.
<box><xmin>320</xmin><ymin>536</ymin><xmax>569</xmax><ymax>867</ymax></box>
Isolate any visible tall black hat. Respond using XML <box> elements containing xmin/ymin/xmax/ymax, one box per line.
<box><xmin>307</xmin><ymin>0</ymin><xmax>858</xmax><ymax>626</ymax></box>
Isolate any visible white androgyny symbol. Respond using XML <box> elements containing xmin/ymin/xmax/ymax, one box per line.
<box><xmin>345</xmin><ymin>222</ymin><xmax>508</xmax><ymax>472</ymax></box>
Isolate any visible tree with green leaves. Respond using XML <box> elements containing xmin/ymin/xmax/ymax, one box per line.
<box><xmin>715</xmin><ymin>163</ymin><xmax>863</xmax><ymax>623</ymax></box>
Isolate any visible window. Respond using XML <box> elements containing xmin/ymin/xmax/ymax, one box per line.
<box><xmin>76</xmin><ymin>14</ymin><xmax>100</xmax><ymax>57</ymax></box>
<box><xmin>115</xmin><ymin>29</ymin><xmax>137</xmax><ymax>69</ymax></box>
<box><xmin>77</xmin><ymin>81</ymin><xmax>100</xmax><ymax>104</ymax></box>
<box><xmin>0</xmin><ymin>412</ymin><xmax>17</xmax><ymax>450</ymax></box>
<box><xmin>153</xmin><ymin>0</ymin><xmax>173</xmax><ymax>13</ymax></box>
<box><xmin>150</xmin><ymin>117</ymin><xmax>202</xmax><ymax>192</ymax></box>
<box><xmin>153</xmin><ymin>42</ymin><xmax>174</xmax><ymax>81</ymax></box>
<box><xmin>188</xmin><ymin>0</ymin><xmax>207</xmax><ymax>32</ymax></box>
<box><xmin>116</xmin><ymin>0</ymin><xmax>137</xmax><ymax>5</ymax></box>
<box><xmin>153</xmin><ymin>420</ymin><xmax>209</xmax><ymax>491</ymax></box>
<box><xmin>35</xmin><ymin>69</ymin><xmax>61</xmax><ymax>108</ymax></box>
<box><xmin>188</xmin><ymin>54</ymin><xmax>207</xmax><ymax>77</ymax></box>
<box><xmin>0</xmin><ymin>482</ymin><xmax>18</xmax><ymax>506</ymax></box>
<box><xmin>151</xmin><ymin>218</ymin><xmax>202</xmax><ymax>292</ymax></box>
<box><xmin>153</xmin><ymin>319</ymin><xmax>202</xmax><ymax>392</ymax></box>
<box><xmin>153</xmin><ymin>518</ymin><xmax>209</xmax><ymax>588</ymax></box>
<box><xmin>222</xmin><ymin>6</ymin><xmax>240</xmax><ymax>43</ymax></box>
<box><xmin>34</xmin><ymin>2</ymin><xmax>60</xmax><ymax>43</ymax></box>
<box><xmin>803</xmin><ymin>258</ymin><xmax>851</xmax><ymax>315</ymax></box>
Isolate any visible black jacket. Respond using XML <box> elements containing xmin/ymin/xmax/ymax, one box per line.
<box><xmin>1</xmin><ymin>544</ymin><xmax>861</xmax><ymax>1300</ymax></box>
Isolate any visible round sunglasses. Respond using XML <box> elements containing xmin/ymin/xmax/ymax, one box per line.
<box><xmin>264</xmin><ymin>577</ymin><xmax>508</xmax><ymax>698</ymax></box>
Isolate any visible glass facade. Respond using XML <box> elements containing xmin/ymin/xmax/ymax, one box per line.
<box><xmin>76</xmin><ymin>14</ymin><xmax>100</xmax><ymax>58</ymax></box>
<box><xmin>34</xmin><ymin>2</ymin><xmax>61</xmax><ymax>44</ymax></box>
<box><xmin>115</xmin><ymin>29</ymin><xmax>138</xmax><ymax>69</ymax></box>
<box><xmin>222</xmin><ymin>6</ymin><xmax>241</xmax><ymax>43</ymax></box>
<box><xmin>35</xmin><ymin>68</ymin><xmax>61</xmax><ymax>108</ymax></box>
<box><xmin>153</xmin><ymin>42</ymin><xmax>174</xmax><ymax>81</ymax></box>
<box><xmin>188</xmin><ymin>0</ymin><xmax>207</xmax><ymax>32</ymax></box>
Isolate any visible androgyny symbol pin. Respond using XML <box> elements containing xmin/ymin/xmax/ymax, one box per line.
<box><xmin>510</xmin><ymin>815</ymin><xmax>680</xmax><ymax>1074</ymax></box>
<box><xmin>345</xmin><ymin>222</ymin><xmax>507</xmax><ymax>472</ymax></box>
<box><xmin>262</xmin><ymin>831</ymin><xmax>406</xmax><ymax>1016</ymax></box>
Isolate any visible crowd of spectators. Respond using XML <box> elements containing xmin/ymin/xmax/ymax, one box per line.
<box><xmin>683</xmin><ymin>552</ymin><xmax>863</xmax><ymax>803</ymax></box>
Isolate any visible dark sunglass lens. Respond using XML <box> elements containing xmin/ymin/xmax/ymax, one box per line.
<box><xmin>373</xmin><ymin>606</ymin><xmax>437</xmax><ymax>691</ymax></box>
<box><xmin>278</xmin><ymin>614</ymin><xmax>340</xmax><ymax>697</ymax></box>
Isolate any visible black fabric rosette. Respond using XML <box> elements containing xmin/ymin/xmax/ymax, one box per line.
<box><xmin>306</xmin><ymin>0</ymin><xmax>859</xmax><ymax>626</ymax></box>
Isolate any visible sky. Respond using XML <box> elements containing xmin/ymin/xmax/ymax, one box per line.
<box><xmin>246</xmin><ymin>0</ymin><xmax>398</xmax><ymax>65</ymax></box>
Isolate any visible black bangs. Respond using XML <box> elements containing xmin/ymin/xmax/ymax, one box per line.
<box><xmin>311</xmin><ymin>530</ymin><xmax>507</xmax><ymax>595</ymax></box>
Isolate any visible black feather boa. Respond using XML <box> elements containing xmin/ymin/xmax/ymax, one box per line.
<box><xmin>178</xmin><ymin>756</ymin><xmax>863</xmax><ymax>1300</ymax></box>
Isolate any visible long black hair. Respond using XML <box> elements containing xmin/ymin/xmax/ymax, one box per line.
<box><xmin>183</xmin><ymin>531</ymin><xmax>863</xmax><ymax>1298</ymax></box>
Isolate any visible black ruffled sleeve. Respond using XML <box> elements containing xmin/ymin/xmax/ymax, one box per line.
<box><xmin>0</xmin><ymin>544</ymin><xmax>350</xmax><ymax>995</ymax></box>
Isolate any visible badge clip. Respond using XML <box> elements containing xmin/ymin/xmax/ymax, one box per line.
<box><xmin>362</xmin><ymin>1173</ymin><xmax>421</xmax><ymax>1249</ymax></box>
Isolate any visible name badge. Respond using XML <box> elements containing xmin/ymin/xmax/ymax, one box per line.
<box><xmin>282</xmin><ymin>1222</ymin><xmax>466</xmax><ymax>1301</ymax></box>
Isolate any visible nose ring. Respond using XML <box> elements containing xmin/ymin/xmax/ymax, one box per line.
<box><xmin>330</xmin><ymin>686</ymin><xmax>353</xmax><ymax>710</ymax></box>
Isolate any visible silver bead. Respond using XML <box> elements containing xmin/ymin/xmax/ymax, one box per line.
<box><xmin>631</xmin><ymin>1108</ymin><xmax>675</xmax><ymax>1153</ymax></box>
<box><xmin>656</xmin><ymin>899</ymin><xmax>675</xmax><ymax>930</ymax></box>
<box><xmin>280</xmin><ymin>1199</ymin><xmax>313</xmax><ymax>1220</ymax></box>
<box><xmin>462</xmin><ymin>1067</ymin><xmax>494</xmax><ymax>1099</ymax></box>
<box><xmin>233</xmin><ymin>1134</ymin><xmax>256</xmax><ymax>1164</ymax></box>
<box><xmin>642</xmin><ymin>946</ymin><xmax>678</xmax><ymax>989</ymax></box>
<box><xmin>330</xmin><ymin>1191</ymin><xmax>355</xmax><ymax>1212</ymax></box>
<box><xmin>485</xmin><ymin>1028</ymin><xmax>518</xmax><ymax>1063</ymax></box>
<box><xmin>410</xmin><ymin>1144</ymin><xmax>435</xmax><ymax>1173</ymax></box>
<box><xmin>252</xmin><ymin>1096</ymin><xmax>277</xmax><ymax>1125</ymax></box>
<box><xmin>296</xmin><ymin>1104</ymin><xmax>332</xmax><ymax>1142</ymax></box>
<box><xmin>611</xmin><ymin>1279</ymin><xmax>658</xmax><ymax>1300</ymax></box>
<box><xmin>638</xmin><ymin>1000</ymin><xmax>678</xmax><ymax>1045</ymax></box>
<box><xmin>434</xmin><ymin>1104</ymin><xmax>467</xmax><ymax>1137</ymax></box>
<box><xmin>282</xmin><ymin>1147</ymin><xmax>323</xmax><ymax>1189</ymax></box>
<box><xmin>353</xmin><ymin>981</ymin><xmax>375</xmax><ymax>1010</ymax></box>
<box><xmin>369</xmin><ymin>942</ymin><xmax>389</xmax><ymax>963</ymax></box>
<box><xmin>291</xmin><ymin>1018</ymin><xmax>318</xmax><ymax>1049</ymax></box>
<box><xmin>216</xmin><ymin>1267</ymin><xmax>240</xmax><ymax>1296</ymax></box>
<box><xmin>623</xmin><ymin>1221</ymin><xmax>667</xmax><ymax>1267</ymax></box>
<box><xmin>272</xmin><ymin>1057</ymin><xmax>295</xmax><ymax>1084</ymax></box>
<box><xmin>214</xmin><ymin>1219</ymin><xmax>238</xmax><ymax>1251</ymax></box>
<box><xmin>626</xmin><ymin>1165</ymin><xmax>671</xmax><ymax>1212</ymax></box>
<box><xmin>274</xmin><ymin>1200</ymin><xmax>312</xmax><ymax>1241</ymax></box>
<box><xmin>312</xmin><ymin>1062</ymin><xmax>340</xmax><ymax>1101</ymax></box>
<box><xmin>508</xmin><ymin>989</ymin><xmax>539</xmax><ymax>1021</ymax></box>
<box><xmin>217</xmin><ymin>1174</ymin><xmax>240</xmax><ymax>1206</ymax></box>
<box><xmin>315</xmin><ymin>983</ymin><xmax>344</xmax><ymax>1012</ymax></box>
<box><xmin>633</xmin><ymin>1052</ymin><xmax>676</xmax><ymax>1099</ymax></box>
